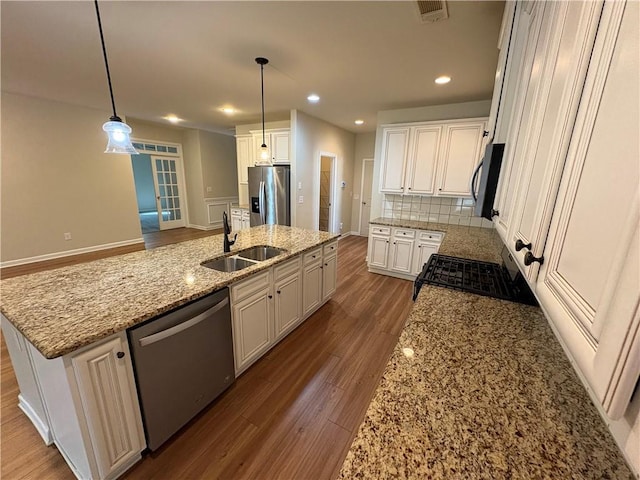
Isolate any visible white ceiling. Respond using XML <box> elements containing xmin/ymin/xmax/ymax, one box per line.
<box><xmin>1</xmin><ymin>1</ymin><xmax>504</xmax><ymax>135</ymax></box>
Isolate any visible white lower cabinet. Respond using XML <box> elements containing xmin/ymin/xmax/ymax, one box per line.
<box><xmin>368</xmin><ymin>226</ymin><xmax>442</xmax><ymax>280</ymax></box>
<box><xmin>230</xmin><ymin>208</ymin><xmax>250</xmax><ymax>231</ymax></box>
<box><xmin>231</xmin><ymin>242</ymin><xmax>337</xmax><ymax>376</ymax></box>
<box><xmin>1</xmin><ymin>324</ymin><xmax>146</xmax><ymax>480</ymax></box>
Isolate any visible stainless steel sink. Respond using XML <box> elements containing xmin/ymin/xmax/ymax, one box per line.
<box><xmin>200</xmin><ymin>246</ymin><xmax>288</xmax><ymax>272</ymax></box>
<box><xmin>201</xmin><ymin>256</ymin><xmax>257</xmax><ymax>273</ymax></box>
<box><xmin>235</xmin><ymin>246</ymin><xmax>287</xmax><ymax>261</ymax></box>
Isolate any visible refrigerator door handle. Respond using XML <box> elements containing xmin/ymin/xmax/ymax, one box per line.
<box><xmin>259</xmin><ymin>180</ymin><xmax>266</xmax><ymax>224</ymax></box>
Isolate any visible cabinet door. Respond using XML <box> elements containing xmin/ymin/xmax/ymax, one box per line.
<box><xmin>389</xmin><ymin>237</ymin><xmax>414</xmax><ymax>274</ymax></box>
<box><xmin>302</xmin><ymin>261</ymin><xmax>323</xmax><ymax>317</ymax></box>
<box><xmin>379</xmin><ymin>127</ymin><xmax>410</xmax><ymax>193</ymax></box>
<box><xmin>413</xmin><ymin>242</ymin><xmax>438</xmax><ymax>275</ymax></box>
<box><xmin>271</xmin><ymin>131</ymin><xmax>290</xmax><ymax>163</ymax></box>
<box><xmin>274</xmin><ymin>272</ymin><xmax>302</xmax><ymax>340</ymax></box>
<box><xmin>236</xmin><ymin>136</ymin><xmax>252</xmax><ymax>184</ymax></box>
<box><xmin>231</xmin><ymin>213</ymin><xmax>243</xmax><ymax>232</ymax></box>
<box><xmin>322</xmin><ymin>254</ymin><xmax>337</xmax><ymax>301</ymax></box>
<box><xmin>241</xmin><ymin>216</ymin><xmax>250</xmax><ymax>230</ymax></box>
<box><xmin>437</xmin><ymin>122</ymin><xmax>486</xmax><ymax>196</ymax></box>
<box><xmin>535</xmin><ymin>0</ymin><xmax>639</xmax><ymax>420</ymax></box>
<box><xmin>507</xmin><ymin>1</ymin><xmax>603</xmax><ymax>281</ymax></box>
<box><xmin>367</xmin><ymin>235</ymin><xmax>390</xmax><ymax>269</ymax></box>
<box><xmin>232</xmin><ymin>287</ymin><xmax>273</xmax><ymax>373</ymax></box>
<box><xmin>71</xmin><ymin>334</ymin><xmax>145</xmax><ymax>479</ymax></box>
<box><xmin>406</xmin><ymin>126</ymin><xmax>441</xmax><ymax>195</ymax></box>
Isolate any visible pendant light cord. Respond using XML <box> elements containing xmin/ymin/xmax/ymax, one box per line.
<box><xmin>94</xmin><ymin>0</ymin><xmax>120</xmax><ymax>121</ymax></box>
<box><xmin>260</xmin><ymin>63</ymin><xmax>265</xmax><ymax>146</ymax></box>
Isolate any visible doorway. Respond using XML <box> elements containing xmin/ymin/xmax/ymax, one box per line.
<box><xmin>318</xmin><ymin>155</ymin><xmax>335</xmax><ymax>232</ymax></box>
<box><xmin>131</xmin><ymin>154</ymin><xmax>187</xmax><ymax>233</ymax></box>
<box><xmin>359</xmin><ymin>158</ymin><xmax>374</xmax><ymax>236</ymax></box>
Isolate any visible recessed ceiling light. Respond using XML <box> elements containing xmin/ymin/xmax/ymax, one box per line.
<box><xmin>354</xmin><ymin>119</ymin><xmax>364</xmax><ymax>125</ymax></box>
<box><xmin>435</xmin><ymin>76</ymin><xmax>451</xmax><ymax>85</ymax></box>
<box><xmin>220</xmin><ymin>107</ymin><xmax>236</xmax><ymax>115</ymax></box>
<box><xmin>307</xmin><ymin>94</ymin><xmax>320</xmax><ymax>103</ymax></box>
<box><xmin>163</xmin><ymin>114</ymin><xmax>183</xmax><ymax>124</ymax></box>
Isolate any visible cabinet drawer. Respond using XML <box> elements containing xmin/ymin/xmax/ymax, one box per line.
<box><xmin>231</xmin><ymin>208</ymin><xmax>242</xmax><ymax>216</ymax></box>
<box><xmin>418</xmin><ymin>231</ymin><xmax>444</xmax><ymax>242</ymax></box>
<box><xmin>370</xmin><ymin>226</ymin><xmax>391</xmax><ymax>235</ymax></box>
<box><xmin>242</xmin><ymin>210</ymin><xmax>250</xmax><ymax>219</ymax></box>
<box><xmin>393</xmin><ymin>228</ymin><xmax>416</xmax><ymax>239</ymax></box>
<box><xmin>274</xmin><ymin>256</ymin><xmax>301</xmax><ymax>281</ymax></box>
<box><xmin>231</xmin><ymin>270</ymin><xmax>270</xmax><ymax>301</ymax></box>
<box><xmin>303</xmin><ymin>247</ymin><xmax>322</xmax><ymax>265</ymax></box>
<box><xmin>323</xmin><ymin>241</ymin><xmax>338</xmax><ymax>256</ymax></box>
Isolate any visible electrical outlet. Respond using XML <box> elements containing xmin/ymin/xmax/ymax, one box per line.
<box><xmin>298</xmin><ymin>195</ymin><xmax>304</xmax><ymax>204</ymax></box>
<box><xmin>206</xmin><ymin>186</ymin><xmax>212</xmax><ymax>193</ymax></box>
<box><xmin>64</xmin><ymin>232</ymin><xmax>72</xmax><ymax>240</ymax></box>
<box><xmin>298</xmin><ymin>182</ymin><xmax>302</xmax><ymax>190</ymax></box>
<box><xmin>339</xmin><ymin>222</ymin><xmax>343</xmax><ymax>231</ymax></box>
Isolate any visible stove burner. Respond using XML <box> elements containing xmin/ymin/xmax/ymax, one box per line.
<box><xmin>413</xmin><ymin>254</ymin><xmax>530</xmax><ymax>303</ymax></box>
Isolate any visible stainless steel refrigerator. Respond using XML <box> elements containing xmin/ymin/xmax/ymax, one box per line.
<box><xmin>248</xmin><ymin>165</ymin><xmax>291</xmax><ymax>226</ymax></box>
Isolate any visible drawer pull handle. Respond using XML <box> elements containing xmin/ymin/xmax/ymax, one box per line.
<box><xmin>515</xmin><ymin>239</ymin><xmax>532</xmax><ymax>252</ymax></box>
<box><xmin>524</xmin><ymin>252</ymin><xmax>544</xmax><ymax>266</ymax></box>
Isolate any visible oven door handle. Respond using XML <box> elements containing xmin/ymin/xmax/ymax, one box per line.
<box><xmin>470</xmin><ymin>160</ymin><xmax>483</xmax><ymax>203</ymax></box>
<box><xmin>138</xmin><ymin>297</ymin><xmax>229</xmax><ymax>347</ymax></box>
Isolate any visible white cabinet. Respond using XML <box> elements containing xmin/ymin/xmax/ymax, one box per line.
<box><xmin>251</xmin><ymin>129</ymin><xmax>290</xmax><ymax>164</ymax></box>
<box><xmin>230</xmin><ymin>208</ymin><xmax>250</xmax><ymax>231</ymax></box>
<box><xmin>236</xmin><ymin>135</ymin><xmax>252</xmax><ymax>184</ymax></box>
<box><xmin>274</xmin><ymin>257</ymin><xmax>302</xmax><ymax>341</ymax></box>
<box><xmin>241</xmin><ymin>210</ymin><xmax>250</xmax><ymax>230</ymax></box>
<box><xmin>231</xmin><ymin>271</ymin><xmax>273</xmax><ymax>374</ymax></box>
<box><xmin>322</xmin><ymin>242</ymin><xmax>338</xmax><ymax>301</ymax></box>
<box><xmin>436</xmin><ymin>122</ymin><xmax>487</xmax><ymax>196</ymax></box>
<box><xmin>231</xmin><ymin>243</ymin><xmax>336</xmax><ymax>375</ymax></box>
<box><xmin>368</xmin><ymin>226</ymin><xmax>442</xmax><ymax>280</ymax></box>
<box><xmin>302</xmin><ymin>248</ymin><xmax>323</xmax><ymax>318</ymax></box>
<box><xmin>367</xmin><ymin>226</ymin><xmax>391</xmax><ymax>269</ymax></box>
<box><xmin>388</xmin><ymin>228</ymin><xmax>415</xmax><ymax>275</ymax></box>
<box><xmin>70</xmin><ymin>335</ymin><xmax>146</xmax><ymax>479</ymax></box>
<box><xmin>2</xmin><ymin>327</ymin><xmax>145</xmax><ymax>480</ymax></box>
<box><xmin>379</xmin><ymin>119</ymin><xmax>486</xmax><ymax>197</ymax></box>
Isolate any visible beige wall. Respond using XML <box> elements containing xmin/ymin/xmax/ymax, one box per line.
<box><xmin>292</xmin><ymin>110</ymin><xmax>355</xmax><ymax>233</ymax></box>
<box><xmin>182</xmin><ymin>129</ymin><xmax>207</xmax><ymax>227</ymax></box>
<box><xmin>350</xmin><ymin>132</ymin><xmax>376</xmax><ymax>233</ymax></box>
<box><xmin>0</xmin><ymin>92</ymin><xmax>142</xmax><ymax>263</ymax></box>
<box><xmin>127</xmin><ymin>118</ymin><xmax>185</xmax><ymax>144</ymax></box>
<box><xmin>199</xmin><ymin>130</ymin><xmax>238</xmax><ymax>198</ymax></box>
<box><xmin>371</xmin><ymin>100</ymin><xmax>492</xmax><ymax>219</ymax></box>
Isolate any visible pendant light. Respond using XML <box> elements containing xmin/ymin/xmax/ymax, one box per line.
<box><xmin>94</xmin><ymin>0</ymin><xmax>137</xmax><ymax>155</ymax></box>
<box><xmin>255</xmin><ymin>57</ymin><xmax>270</xmax><ymax>162</ymax></box>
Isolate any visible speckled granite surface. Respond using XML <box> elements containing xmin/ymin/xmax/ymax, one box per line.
<box><xmin>340</xmin><ymin>221</ymin><xmax>633</xmax><ymax>479</ymax></box>
<box><xmin>370</xmin><ymin>216</ymin><xmax>504</xmax><ymax>264</ymax></box>
<box><xmin>0</xmin><ymin>226</ymin><xmax>337</xmax><ymax>359</ymax></box>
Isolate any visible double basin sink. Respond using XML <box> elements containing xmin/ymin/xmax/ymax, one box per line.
<box><xmin>201</xmin><ymin>246</ymin><xmax>287</xmax><ymax>273</ymax></box>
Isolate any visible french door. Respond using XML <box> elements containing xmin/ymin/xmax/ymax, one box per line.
<box><xmin>151</xmin><ymin>156</ymin><xmax>186</xmax><ymax>230</ymax></box>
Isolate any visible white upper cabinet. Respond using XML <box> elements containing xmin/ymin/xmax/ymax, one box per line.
<box><xmin>251</xmin><ymin>129</ymin><xmax>290</xmax><ymax>164</ymax></box>
<box><xmin>379</xmin><ymin>127</ymin><xmax>410</xmax><ymax>193</ymax></box>
<box><xmin>436</xmin><ymin>122</ymin><xmax>487</xmax><ymax>196</ymax></box>
<box><xmin>236</xmin><ymin>135</ymin><xmax>252</xmax><ymax>184</ymax></box>
<box><xmin>379</xmin><ymin>119</ymin><xmax>486</xmax><ymax>197</ymax></box>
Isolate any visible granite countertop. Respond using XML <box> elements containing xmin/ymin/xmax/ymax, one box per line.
<box><xmin>231</xmin><ymin>204</ymin><xmax>250</xmax><ymax>210</ymax></box>
<box><xmin>370</xmin><ymin>216</ymin><xmax>504</xmax><ymax>264</ymax></box>
<box><xmin>340</xmin><ymin>222</ymin><xmax>633</xmax><ymax>479</ymax></box>
<box><xmin>0</xmin><ymin>225</ymin><xmax>337</xmax><ymax>359</ymax></box>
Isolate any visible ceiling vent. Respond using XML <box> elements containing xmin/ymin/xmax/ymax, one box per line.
<box><xmin>416</xmin><ymin>0</ymin><xmax>449</xmax><ymax>23</ymax></box>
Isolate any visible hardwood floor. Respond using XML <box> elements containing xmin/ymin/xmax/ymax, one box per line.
<box><xmin>1</xmin><ymin>235</ymin><xmax>414</xmax><ymax>480</ymax></box>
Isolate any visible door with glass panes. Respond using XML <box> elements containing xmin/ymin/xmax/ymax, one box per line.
<box><xmin>151</xmin><ymin>156</ymin><xmax>186</xmax><ymax>229</ymax></box>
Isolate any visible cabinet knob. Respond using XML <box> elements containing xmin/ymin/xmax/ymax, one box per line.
<box><xmin>408</xmin><ymin>187</ymin><xmax>412</xmax><ymax>190</ymax></box>
<box><xmin>438</xmin><ymin>188</ymin><xmax>442</xmax><ymax>191</ymax></box>
<box><xmin>515</xmin><ymin>239</ymin><xmax>532</xmax><ymax>252</ymax></box>
<box><xmin>523</xmin><ymin>252</ymin><xmax>544</xmax><ymax>266</ymax></box>
<box><xmin>324</xmin><ymin>263</ymin><xmax>328</xmax><ymax>266</ymax></box>
<box><xmin>268</xmin><ymin>294</ymin><xmax>273</xmax><ymax>299</ymax></box>
<box><xmin>116</xmin><ymin>351</ymin><xmax>125</xmax><ymax>359</ymax></box>
<box><xmin>491</xmin><ymin>209</ymin><xmax>500</xmax><ymax>217</ymax></box>
<box><xmin>276</xmin><ymin>290</ymin><xmax>281</xmax><ymax>294</ymax></box>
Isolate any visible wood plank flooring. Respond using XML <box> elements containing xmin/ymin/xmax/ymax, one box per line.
<box><xmin>1</xmin><ymin>234</ymin><xmax>414</xmax><ymax>480</ymax></box>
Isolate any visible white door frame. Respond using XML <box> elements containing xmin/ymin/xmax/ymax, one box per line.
<box><xmin>131</xmin><ymin>138</ymin><xmax>189</xmax><ymax>231</ymax></box>
<box><xmin>358</xmin><ymin>158</ymin><xmax>374</xmax><ymax>236</ymax></box>
<box><xmin>315</xmin><ymin>152</ymin><xmax>337</xmax><ymax>233</ymax></box>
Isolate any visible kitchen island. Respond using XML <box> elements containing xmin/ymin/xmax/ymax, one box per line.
<box><xmin>1</xmin><ymin>225</ymin><xmax>338</xmax><ymax>480</ymax></box>
<box><xmin>340</xmin><ymin>224</ymin><xmax>634</xmax><ymax>478</ymax></box>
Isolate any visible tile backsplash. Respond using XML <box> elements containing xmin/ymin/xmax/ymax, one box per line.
<box><xmin>381</xmin><ymin>194</ymin><xmax>494</xmax><ymax>228</ymax></box>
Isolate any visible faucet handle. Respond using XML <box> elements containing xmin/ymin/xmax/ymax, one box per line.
<box><xmin>229</xmin><ymin>233</ymin><xmax>237</xmax><ymax>246</ymax></box>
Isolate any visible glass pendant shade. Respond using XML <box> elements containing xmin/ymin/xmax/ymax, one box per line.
<box><xmin>259</xmin><ymin>143</ymin><xmax>270</xmax><ymax>161</ymax></box>
<box><xmin>102</xmin><ymin>119</ymin><xmax>138</xmax><ymax>154</ymax></box>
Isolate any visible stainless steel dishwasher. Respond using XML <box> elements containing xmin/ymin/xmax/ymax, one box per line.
<box><xmin>128</xmin><ymin>287</ymin><xmax>234</xmax><ymax>451</ymax></box>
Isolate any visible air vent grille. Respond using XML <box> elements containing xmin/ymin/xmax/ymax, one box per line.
<box><xmin>416</xmin><ymin>0</ymin><xmax>449</xmax><ymax>23</ymax></box>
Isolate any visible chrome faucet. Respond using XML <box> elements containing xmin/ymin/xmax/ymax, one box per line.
<box><xmin>222</xmin><ymin>212</ymin><xmax>237</xmax><ymax>253</ymax></box>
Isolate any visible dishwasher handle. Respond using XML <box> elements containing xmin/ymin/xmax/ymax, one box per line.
<box><xmin>138</xmin><ymin>297</ymin><xmax>229</xmax><ymax>347</ymax></box>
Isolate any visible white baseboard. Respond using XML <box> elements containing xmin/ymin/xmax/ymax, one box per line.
<box><xmin>18</xmin><ymin>393</ymin><xmax>53</xmax><ymax>445</ymax></box>
<box><xmin>187</xmin><ymin>224</ymin><xmax>219</xmax><ymax>231</ymax></box>
<box><xmin>0</xmin><ymin>238</ymin><xmax>144</xmax><ymax>269</ymax></box>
